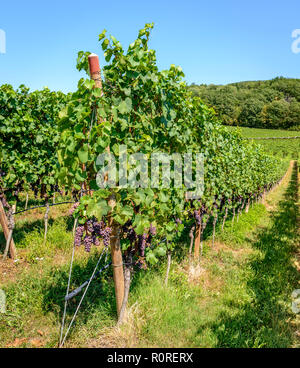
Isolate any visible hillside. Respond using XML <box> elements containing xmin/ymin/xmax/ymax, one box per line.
<box><xmin>189</xmin><ymin>77</ymin><xmax>300</xmax><ymax>130</ymax></box>
<box><xmin>226</xmin><ymin>127</ymin><xmax>300</xmax><ymax>160</ymax></box>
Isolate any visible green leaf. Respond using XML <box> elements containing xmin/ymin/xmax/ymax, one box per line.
<box><xmin>146</xmin><ymin>252</ymin><xmax>158</xmax><ymax>265</ymax></box>
<box><xmin>98</xmin><ymin>29</ymin><xmax>107</xmax><ymax>41</ymax></box>
<box><xmin>154</xmin><ymin>247</ymin><xmax>166</xmax><ymax>257</ymax></box>
<box><xmin>120</xmin><ymin>205</ymin><xmax>134</xmax><ymax>218</ymax></box>
<box><xmin>78</xmin><ymin>144</ymin><xmax>89</xmax><ymax>163</ymax></box>
<box><xmin>102</xmin><ymin>39</ymin><xmax>109</xmax><ymax>51</ymax></box>
<box><xmin>117</xmin><ymin>98</ymin><xmax>132</xmax><ymax>114</ymax></box>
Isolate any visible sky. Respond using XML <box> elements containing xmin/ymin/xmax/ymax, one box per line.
<box><xmin>1</xmin><ymin>0</ymin><xmax>300</xmax><ymax>92</ymax></box>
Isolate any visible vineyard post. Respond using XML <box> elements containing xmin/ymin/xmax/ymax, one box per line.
<box><xmin>88</xmin><ymin>54</ymin><xmax>125</xmax><ymax>317</ymax></box>
<box><xmin>245</xmin><ymin>198</ymin><xmax>250</xmax><ymax>213</ymax></box>
<box><xmin>194</xmin><ymin>222</ymin><xmax>201</xmax><ymax>259</ymax></box>
<box><xmin>0</xmin><ymin>201</ymin><xmax>16</xmax><ymax>259</ymax></box>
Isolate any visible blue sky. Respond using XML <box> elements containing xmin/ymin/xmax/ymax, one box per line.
<box><xmin>1</xmin><ymin>0</ymin><xmax>300</xmax><ymax>92</ymax></box>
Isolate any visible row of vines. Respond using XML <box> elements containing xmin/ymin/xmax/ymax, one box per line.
<box><xmin>0</xmin><ymin>24</ymin><xmax>289</xmax><ymax>330</ymax></box>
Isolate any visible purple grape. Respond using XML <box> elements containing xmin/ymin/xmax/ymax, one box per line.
<box><xmin>93</xmin><ymin>221</ymin><xmax>104</xmax><ymax>235</ymax></box>
<box><xmin>122</xmin><ymin>221</ymin><xmax>137</xmax><ymax>245</ymax></box>
<box><xmin>86</xmin><ymin>219</ymin><xmax>94</xmax><ymax>233</ymax></box>
<box><xmin>83</xmin><ymin>234</ymin><xmax>93</xmax><ymax>252</ymax></box>
<box><xmin>175</xmin><ymin>218</ymin><xmax>182</xmax><ymax>225</ymax></box>
<box><xmin>93</xmin><ymin>235</ymin><xmax>100</xmax><ymax>246</ymax></box>
<box><xmin>74</xmin><ymin>218</ymin><xmax>112</xmax><ymax>252</ymax></box>
<box><xmin>75</xmin><ymin>225</ymin><xmax>84</xmax><ymax>246</ymax></box>
<box><xmin>138</xmin><ymin>233</ymin><xmax>147</xmax><ymax>257</ymax></box>
<box><xmin>128</xmin><ymin>228</ymin><xmax>137</xmax><ymax>244</ymax></box>
<box><xmin>69</xmin><ymin>202</ymin><xmax>79</xmax><ymax>216</ymax></box>
<box><xmin>100</xmin><ymin>226</ymin><xmax>112</xmax><ymax>247</ymax></box>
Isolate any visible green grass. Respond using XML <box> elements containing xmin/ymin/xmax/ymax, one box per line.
<box><xmin>0</xmin><ymin>163</ymin><xmax>299</xmax><ymax>348</ymax></box>
<box><xmin>226</xmin><ymin>126</ymin><xmax>300</xmax><ymax>160</ymax></box>
<box><xmin>227</xmin><ymin>127</ymin><xmax>300</xmax><ymax>138</ymax></box>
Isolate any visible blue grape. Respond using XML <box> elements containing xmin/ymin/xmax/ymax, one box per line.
<box><xmin>69</xmin><ymin>202</ymin><xmax>79</xmax><ymax>216</ymax></box>
<box><xmin>83</xmin><ymin>235</ymin><xmax>93</xmax><ymax>252</ymax></box>
<box><xmin>75</xmin><ymin>225</ymin><xmax>84</xmax><ymax>246</ymax></box>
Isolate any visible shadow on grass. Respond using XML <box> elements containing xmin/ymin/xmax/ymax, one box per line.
<box><xmin>0</xmin><ymin>211</ymin><xmax>75</xmax><ymax>254</ymax></box>
<box><xmin>41</xmin><ymin>250</ymin><xmax>117</xmax><ymax>342</ymax></box>
<box><xmin>0</xmin><ymin>218</ymin><xmax>57</xmax><ymax>254</ymax></box>
<box><xmin>194</xmin><ymin>162</ymin><xmax>300</xmax><ymax>347</ymax></box>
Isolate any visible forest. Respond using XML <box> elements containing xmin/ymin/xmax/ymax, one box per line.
<box><xmin>189</xmin><ymin>77</ymin><xmax>300</xmax><ymax>130</ymax></box>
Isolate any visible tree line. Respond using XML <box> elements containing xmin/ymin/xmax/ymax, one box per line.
<box><xmin>189</xmin><ymin>77</ymin><xmax>300</xmax><ymax>130</ymax></box>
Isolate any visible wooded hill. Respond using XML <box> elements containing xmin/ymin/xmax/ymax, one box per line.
<box><xmin>189</xmin><ymin>77</ymin><xmax>300</xmax><ymax>130</ymax></box>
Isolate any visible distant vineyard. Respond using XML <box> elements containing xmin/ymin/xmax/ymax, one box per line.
<box><xmin>227</xmin><ymin>127</ymin><xmax>300</xmax><ymax>160</ymax></box>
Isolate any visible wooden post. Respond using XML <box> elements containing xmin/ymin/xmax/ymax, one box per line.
<box><xmin>108</xmin><ymin>198</ymin><xmax>125</xmax><ymax>317</ymax></box>
<box><xmin>194</xmin><ymin>223</ymin><xmax>201</xmax><ymax>259</ymax></box>
<box><xmin>188</xmin><ymin>225</ymin><xmax>195</xmax><ymax>260</ymax></box>
<box><xmin>0</xmin><ymin>201</ymin><xmax>16</xmax><ymax>259</ymax></box>
<box><xmin>164</xmin><ymin>249</ymin><xmax>172</xmax><ymax>286</ymax></box>
<box><xmin>88</xmin><ymin>53</ymin><xmax>125</xmax><ymax>317</ymax></box>
<box><xmin>25</xmin><ymin>193</ymin><xmax>29</xmax><ymax>209</ymax></box>
<box><xmin>88</xmin><ymin>53</ymin><xmax>103</xmax><ymax>90</ymax></box>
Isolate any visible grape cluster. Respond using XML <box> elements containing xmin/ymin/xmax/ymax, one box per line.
<box><xmin>122</xmin><ymin>221</ymin><xmax>137</xmax><ymax>244</ymax></box>
<box><xmin>6</xmin><ymin>182</ymin><xmax>23</xmax><ymax>202</ymax></box>
<box><xmin>86</xmin><ymin>219</ymin><xmax>94</xmax><ymax>233</ymax></box>
<box><xmin>74</xmin><ymin>225</ymin><xmax>84</xmax><ymax>246</ymax></box>
<box><xmin>49</xmin><ymin>184</ymin><xmax>63</xmax><ymax>195</ymax></box>
<box><xmin>30</xmin><ymin>182</ymin><xmax>40</xmax><ymax>199</ymax></box>
<box><xmin>122</xmin><ymin>220</ymin><xmax>155</xmax><ymax>257</ymax></box>
<box><xmin>83</xmin><ymin>234</ymin><xmax>93</xmax><ymax>252</ymax></box>
<box><xmin>69</xmin><ymin>202</ymin><xmax>79</xmax><ymax>216</ymax></box>
<box><xmin>138</xmin><ymin>233</ymin><xmax>147</xmax><ymax>257</ymax></box>
<box><xmin>93</xmin><ymin>221</ymin><xmax>104</xmax><ymax>234</ymax></box>
<box><xmin>128</xmin><ymin>228</ymin><xmax>137</xmax><ymax>244</ymax></box>
<box><xmin>74</xmin><ymin>218</ymin><xmax>111</xmax><ymax>251</ymax></box>
<box><xmin>100</xmin><ymin>226</ymin><xmax>112</xmax><ymax>247</ymax></box>
<box><xmin>91</xmin><ymin>219</ymin><xmax>111</xmax><ymax>248</ymax></box>
<box><xmin>93</xmin><ymin>235</ymin><xmax>100</xmax><ymax>246</ymax></box>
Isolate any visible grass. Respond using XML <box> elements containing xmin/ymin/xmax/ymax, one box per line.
<box><xmin>226</xmin><ymin>126</ymin><xmax>300</xmax><ymax>160</ymax></box>
<box><xmin>227</xmin><ymin>127</ymin><xmax>300</xmax><ymax>138</ymax></box>
<box><xmin>0</xmin><ymin>163</ymin><xmax>299</xmax><ymax>348</ymax></box>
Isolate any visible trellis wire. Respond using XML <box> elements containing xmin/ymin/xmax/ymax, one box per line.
<box><xmin>65</xmin><ymin>261</ymin><xmax>112</xmax><ymax>301</ymax></box>
<box><xmin>59</xmin><ymin>240</ymin><xmax>76</xmax><ymax>346</ymax></box>
<box><xmin>12</xmin><ymin>201</ymin><xmax>76</xmax><ymax>216</ymax></box>
<box><xmin>59</xmin><ymin>245</ymin><xmax>109</xmax><ymax>348</ymax></box>
<box><xmin>246</xmin><ymin>136</ymin><xmax>300</xmax><ymax>140</ymax></box>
